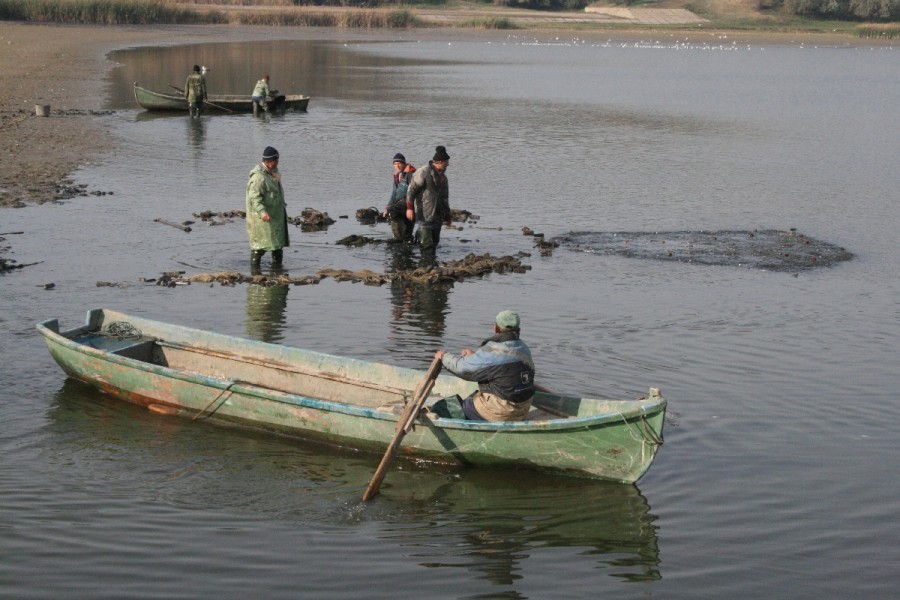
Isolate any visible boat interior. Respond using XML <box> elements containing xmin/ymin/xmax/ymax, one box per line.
<box><xmin>68</xmin><ymin>327</ymin><xmax>572</xmax><ymax>421</ymax></box>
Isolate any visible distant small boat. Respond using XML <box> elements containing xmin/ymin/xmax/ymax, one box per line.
<box><xmin>38</xmin><ymin>308</ymin><xmax>666</xmax><ymax>484</ymax></box>
<box><xmin>133</xmin><ymin>83</ymin><xmax>309</xmax><ymax>113</ymax></box>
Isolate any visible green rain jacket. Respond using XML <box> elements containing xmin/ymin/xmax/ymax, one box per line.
<box><xmin>252</xmin><ymin>78</ymin><xmax>270</xmax><ymax>98</ymax></box>
<box><xmin>245</xmin><ymin>164</ymin><xmax>289</xmax><ymax>251</ymax></box>
<box><xmin>185</xmin><ymin>73</ymin><xmax>206</xmax><ymax>103</ymax></box>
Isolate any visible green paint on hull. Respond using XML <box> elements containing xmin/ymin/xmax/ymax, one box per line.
<box><xmin>38</xmin><ymin>309</ymin><xmax>666</xmax><ymax>483</ymax></box>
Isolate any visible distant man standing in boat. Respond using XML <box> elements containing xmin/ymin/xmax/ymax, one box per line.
<box><xmin>184</xmin><ymin>65</ymin><xmax>207</xmax><ymax>118</ymax></box>
<box><xmin>252</xmin><ymin>74</ymin><xmax>271</xmax><ymax>114</ymax></box>
<box><xmin>436</xmin><ymin>310</ymin><xmax>535</xmax><ymax>421</ymax></box>
<box><xmin>245</xmin><ymin>146</ymin><xmax>289</xmax><ymax>269</ymax></box>
<box><xmin>407</xmin><ymin>145</ymin><xmax>452</xmax><ymax>259</ymax></box>
<box><xmin>383</xmin><ymin>152</ymin><xmax>416</xmax><ymax>243</ymax></box>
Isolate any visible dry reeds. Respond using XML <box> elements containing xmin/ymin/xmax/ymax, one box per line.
<box><xmin>0</xmin><ymin>0</ymin><xmax>219</xmax><ymax>24</ymax></box>
<box><xmin>0</xmin><ymin>0</ymin><xmax>422</xmax><ymax>28</ymax></box>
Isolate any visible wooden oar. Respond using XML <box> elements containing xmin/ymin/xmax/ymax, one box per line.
<box><xmin>169</xmin><ymin>84</ymin><xmax>233</xmax><ymax>113</ymax></box>
<box><xmin>362</xmin><ymin>355</ymin><xmax>443</xmax><ymax>501</ymax></box>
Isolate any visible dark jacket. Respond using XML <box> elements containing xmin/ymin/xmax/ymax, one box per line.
<box><xmin>406</xmin><ymin>161</ymin><xmax>449</xmax><ymax>228</ymax></box>
<box><xmin>385</xmin><ymin>164</ymin><xmax>416</xmax><ymax>220</ymax></box>
<box><xmin>440</xmin><ymin>331</ymin><xmax>535</xmax><ymax>404</ymax></box>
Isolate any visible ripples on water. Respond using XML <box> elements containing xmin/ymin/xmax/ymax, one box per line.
<box><xmin>2</xmin><ymin>30</ymin><xmax>899</xmax><ymax>598</ymax></box>
<box><xmin>558</xmin><ymin>229</ymin><xmax>854</xmax><ymax>271</ymax></box>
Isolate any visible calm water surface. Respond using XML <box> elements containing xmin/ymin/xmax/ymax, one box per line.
<box><xmin>2</xmin><ymin>29</ymin><xmax>898</xmax><ymax>598</ymax></box>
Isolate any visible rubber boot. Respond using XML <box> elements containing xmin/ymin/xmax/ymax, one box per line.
<box><xmin>272</xmin><ymin>249</ymin><xmax>283</xmax><ymax>265</ymax></box>
<box><xmin>251</xmin><ymin>249</ymin><xmax>265</xmax><ymax>266</ymax></box>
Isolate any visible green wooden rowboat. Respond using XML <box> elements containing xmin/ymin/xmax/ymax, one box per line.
<box><xmin>133</xmin><ymin>83</ymin><xmax>310</xmax><ymax>113</ymax></box>
<box><xmin>37</xmin><ymin>308</ymin><xmax>666</xmax><ymax>483</ymax></box>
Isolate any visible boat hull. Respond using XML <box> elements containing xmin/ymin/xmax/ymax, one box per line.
<box><xmin>38</xmin><ymin>309</ymin><xmax>665</xmax><ymax>483</ymax></box>
<box><xmin>133</xmin><ymin>84</ymin><xmax>309</xmax><ymax>113</ymax></box>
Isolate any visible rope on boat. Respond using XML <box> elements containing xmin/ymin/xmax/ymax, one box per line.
<box><xmin>99</xmin><ymin>321</ymin><xmax>143</xmax><ymax>340</ymax></box>
<box><xmin>638</xmin><ymin>416</ymin><xmax>664</xmax><ymax>445</ymax></box>
<box><xmin>192</xmin><ymin>380</ymin><xmax>244</xmax><ymax>421</ymax></box>
<box><xmin>619</xmin><ymin>413</ymin><xmax>664</xmax><ymax>447</ymax></box>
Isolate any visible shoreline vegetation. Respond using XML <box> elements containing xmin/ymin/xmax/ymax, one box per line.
<box><xmin>0</xmin><ymin>0</ymin><xmax>897</xmax><ymax>37</ymax></box>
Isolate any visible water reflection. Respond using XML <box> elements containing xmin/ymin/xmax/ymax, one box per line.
<box><xmin>46</xmin><ymin>380</ymin><xmax>660</xmax><ymax>585</ymax></box>
<box><xmin>380</xmin><ymin>470</ymin><xmax>661</xmax><ymax>584</ymax></box>
<box><xmin>106</xmin><ymin>40</ymin><xmax>443</xmax><ymax>110</ymax></box>
<box><xmin>187</xmin><ymin>117</ymin><xmax>206</xmax><ymax>153</ymax></box>
<box><xmin>245</xmin><ymin>282</ymin><xmax>289</xmax><ymax>343</ymax></box>
<box><xmin>386</xmin><ymin>246</ymin><xmax>452</xmax><ymax>343</ymax></box>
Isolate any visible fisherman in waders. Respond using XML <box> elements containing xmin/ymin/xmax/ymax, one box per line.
<box><xmin>382</xmin><ymin>152</ymin><xmax>416</xmax><ymax>243</ymax></box>
<box><xmin>407</xmin><ymin>145</ymin><xmax>452</xmax><ymax>262</ymax></box>
<box><xmin>252</xmin><ymin>75</ymin><xmax>271</xmax><ymax>115</ymax></box>
<box><xmin>245</xmin><ymin>146</ymin><xmax>289</xmax><ymax>270</ymax></box>
<box><xmin>184</xmin><ymin>65</ymin><xmax>207</xmax><ymax>118</ymax></box>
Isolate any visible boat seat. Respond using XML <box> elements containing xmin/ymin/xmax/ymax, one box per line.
<box><xmin>427</xmin><ymin>396</ymin><xmax>465</xmax><ymax>419</ymax></box>
<box><xmin>78</xmin><ymin>333</ymin><xmax>157</xmax><ymax>357</ymax></box>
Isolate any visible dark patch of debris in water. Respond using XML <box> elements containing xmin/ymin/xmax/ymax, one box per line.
<box><xmin>556</xmin><ymin>229</ymin><xmax>853</xmax><ymax>272</ymax></box>
<box><xmin>139</xmin><ymin>253</ymin><xmax>531</xmax><ymax>288</ymax></box>
<box><xmin>291</xmin><ymin>208</ymin><xmax>335</xmax><ymax>231</ymax></box>
<box><xmin>189</xmin><ymin>208</ymin><xmax>335</xmax><ymax>231</ymax></box>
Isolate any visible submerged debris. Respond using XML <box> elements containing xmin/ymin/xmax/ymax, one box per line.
<box><xmin>1</xmin><ymin>233</ymin><xmax>41</xmax><ymax>272</ymax></box>
<box><xmin>54</xmin><ymin>179</ymin><xmax>113</xmax><ymax>201</ymax></box>
<box><xmin>335</xmin><ymin>235</ymin><xmax>385</xmax><ymax>247</ymax></box>
<box><xmin>392</xmin><ymin>253</ymin><xmax>531</xmax><ymax>284</ymax></box>
<box><xmin>290</xmin><ymin>208</ymin><xmax>335</xmax><ymax>231</ymax></box>
<box><xmin>139</xmin><ymin>252</ymin><xmax>531</xmax><ymax>289</ymax></box>
<box><xmin>557</xmin><ymin>229</ymin><xmax>853</xmax><ymax>271</ymax></box>
<box><xmin>450</xmin><ymin>209</ymin><xmax>473</xmax><ymax>223</ymax></box>
<box><xmin>355</xmin><ymin>207</ymin><xmax>386</xmax><ymax>224</ymax></box>
<box><xmin>318</xmin><ymin>268</ymin><xmax>388</xmax><ymax>286</ymax></box>
<box><xmin>1</xmin><ymin>258</ymin><xmax>41</xmax><ymax>272</ymax></box>
<box><xmin>194</xmin><ymin>209</ymin><xmax>245</xmax><ymax>225</ymax></box>
<box><xmin>534</xmin><ymin>237</ymin><xmax>560</xmax><ymax>256</ymax></box>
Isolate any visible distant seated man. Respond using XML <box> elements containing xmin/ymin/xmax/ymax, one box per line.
<box><xmin>436</xmin><ymin>310</ymin><xmax>535</xmax><ymax>421</ymax></box>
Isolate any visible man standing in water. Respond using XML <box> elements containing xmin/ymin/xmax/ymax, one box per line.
<box><xmin>245</xmin><ymin>146</ymin><xmax>289</xmax><ymax>269</ymax></box>
<box><xmin>252</xmin><ymin>74</ymin><xmax>271</xmax><ymax>114</ymax></box>
<box><xmin>184</xmin><ymin>65</ymin><xmax>207</xmax><ymax>118</ymax></box>
<box><xmin>383</xmin><ymin>152</ymin><xmax>416</xmax><ymax>243</ymax></box>
<box><xmin>407</xmin><ymin>145</ymin><xmax>452</xmax><ymax>260</ymax></box>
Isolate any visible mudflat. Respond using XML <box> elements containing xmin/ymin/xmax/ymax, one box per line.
<box><xmin>0</xmin><ymin>23</ymin><xmax>157</xmax><ymax>207</ymax></box>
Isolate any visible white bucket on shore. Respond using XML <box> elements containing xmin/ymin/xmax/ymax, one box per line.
<box><xmin>35</xmin><ymin>104</ymin><xmax>50</xmax><ymax>117</ymax></box>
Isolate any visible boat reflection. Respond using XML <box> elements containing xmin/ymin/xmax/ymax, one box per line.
<box><xmin>48</xmin><ymin>379</ymin><xmax>660</xmax><ymax>584</ymax></box>
<box><xmin>379</xmin><ymin>468</ymin><xmax>661</xmax><ymax>584</ymax></box>
<box><xmin>245</xmin><ymin>281</ymin><xmax>289</xmax><ymax>343</ymax></box>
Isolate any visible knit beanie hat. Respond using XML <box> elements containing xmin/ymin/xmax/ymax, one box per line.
<box><xmin>392</xmin><ymin>153</ymin><xmax>406</xmax><ymax>164</ymax></box>
<box><xmin>262</xmin><ymin>146</ymin><xmax>279</xmax><ymax>160</ymax></box>
<box><xmin>432</xmin><ymin>145</ymin><xmax>450</xmax><ymax>162</ymax></box>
